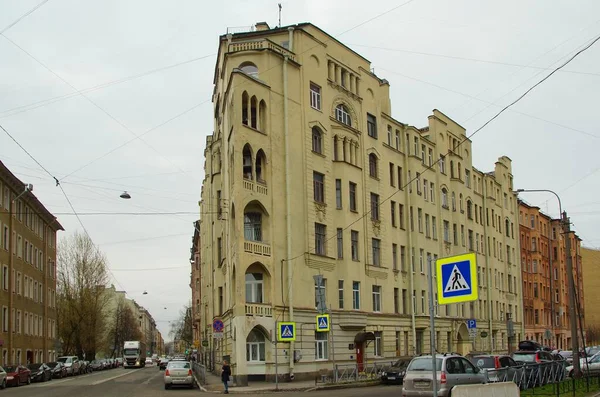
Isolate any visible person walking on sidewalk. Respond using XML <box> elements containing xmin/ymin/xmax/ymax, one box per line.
<box><xmin>221</xmin><ymin>360</ymin><xmax>231</xmax><ymax>394</ymax></box>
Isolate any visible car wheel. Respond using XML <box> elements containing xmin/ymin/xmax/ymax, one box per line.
<box><xmin>27</xmin><ymin>376</ymin><xmax>31</xmax><ymax>385</ymax></box>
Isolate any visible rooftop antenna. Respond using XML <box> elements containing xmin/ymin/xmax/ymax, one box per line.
<box><xmin>278</xmin><ymin>3</ymin><xmax>282</xmax><ymax>27</ymax></box>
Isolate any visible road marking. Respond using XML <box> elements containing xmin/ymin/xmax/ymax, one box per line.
<box><xmin>143</xmin><ymin>369</ymin><xmax>163</xmax><ymax>385</ymax></box>
<box><xmin>91</xmin><ymin>369</ymin><xmax>138</xmax><ymax>385</ymax></box>
<box><xmin>28</xmin><ymin>377</ymin><xmax>74</xmax><ymax>387</ymax></box>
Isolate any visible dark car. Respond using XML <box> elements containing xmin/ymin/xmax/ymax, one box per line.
<box><xmin>27</xmin><ymin>363</ymin><xmax>52</xmax><ymax>382</ymax></box>
<box><xmin>381</xmin><ymin>357</ymin><xmax>411</xmax><ymax>384</ymax></box>
<box><xmin>46</xmin><ymin>362</ymin><xmax>67</xmax><ymax>378</ymax></box>
<box><xmin>89</xmin><ymin>360</ymin><xmax>104</xmax><ymax>371</ymax></box>
<box><xmin>5</xmin><ymin>365</ymin><xmax>31</xmax><ymax>387</ymax></box>
<box><xmin>159</xmin><ymin>357</ymin><xmax>170</xmax><ymax>370</ymax></box>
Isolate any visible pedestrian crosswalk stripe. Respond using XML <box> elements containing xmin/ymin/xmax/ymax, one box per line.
<box><xmin>443</xmin><ymin>265</ymin><xmax>470</xmax><ymax>293</ymax></box>
<box><xmin>318</xmin><ymin>318</ymin><xmax>328</xmax><ymax>328</ymax></box>
<box><xmin>281</xmin><ymin>326</ymin><xmax>293</xmax><ymax>338</ymax></box>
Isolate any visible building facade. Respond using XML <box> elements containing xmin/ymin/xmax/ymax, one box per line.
<box><xmin>0</xmin><ymin>160</ymin><xmax>63</xmax><ymax>365</ymax></box>
<box><xmin>137</xmin><ymin>305</ymin><xmax>158</xmax><ymax>356</ymax></box>
<box><xmin>582</xmin><ymin>247</ymin><xmax>600</xmax><ymax>344</ymax></box>
<box><xmin>518</xmin><ymin>201</ymin><xmax>584</xmax><ymax>350</ymax></box>
<box><xmin>198</xmin><ymin>22</ymin><xmax>523</xmax><ymax>384</ymax></box>
<box><xmin>190</xmin><ymin>221</ymin><xmax>202</xmax><ymax>354</ymax></box>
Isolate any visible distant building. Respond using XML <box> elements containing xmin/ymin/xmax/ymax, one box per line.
<box><xmin>518</xmin><ymin>200</ymin><xmax>584</xmax><ymax>349</ymax></box>
<box><xmin>581</xmin><ymin>248</ymin><xmax>599</xmax><ymax>342</ymax></box>
<box><xmin>197</xmin><ymin>22</ymin><xmax>523</xmax><ymax>384</ymax></box>
<box><xmin>190</xmin><ymin>221</ymin><xmax>202</xmax><ymax>355</ymax></box>
<box><xmin>0</xmin><ymin>160</ymin><xmax>64</xmax><ymax>365</ymax></box>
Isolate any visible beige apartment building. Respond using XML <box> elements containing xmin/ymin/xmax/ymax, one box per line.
<box><xmin>0</xmin><ymin>160</ymin><xmax>63</xmax><ymax>366</ymax></box>
<box><xmin>582</xmin><ymin>248</ymin><xmax>600</xmax><ymax>343</ymax></box>
<box><xmin>197</xmin><ymin>22</ymin><xmax>523</xmax><ymax>384</ymax></box>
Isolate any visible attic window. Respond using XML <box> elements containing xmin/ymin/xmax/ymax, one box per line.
<box><xmin>240</xmin><ymin>62</ymin><xmax>258</xmax><ymax>78</ymax></box>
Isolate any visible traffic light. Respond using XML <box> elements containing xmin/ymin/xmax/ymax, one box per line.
<box><xmin>185</xmin><ymin>349</ymin><xmax>189</xmax><ymax>355</ymax></box>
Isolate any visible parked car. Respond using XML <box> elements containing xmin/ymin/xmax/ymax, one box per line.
<box><xmin>159</xmin><ymin>357</ymin><xmax>170</xmax><ymax>370</ymax></box>
<box><xmin>164</xmin><ymin>361</ymin><xmax>194</xmax><ymax>389</ymax></box>
<box><xmin>4</xmin><ymin>365</ymin><xmax>31</xmax><ymax>387</ymax></box>
<box><xmin>115</xmin><ymin>357</ymin><xmax>123</xmax><ymax>367</ymax></box>
<box><xmin>381</xmin><ymin>357</ymin><xmax>412</xmax><ymax>385</ymax></box>
<box><xmin>469</xmin><ymin>354</ymin><xmax>523</xmax><ymax>383</ymax></box>
<box><xmin>566</xmin><ymin>351</ymin><xmax>600</xmax><ymax>377</ymax></box>
<box><xmin>46</xmin><ymin>362</ymin><xmax>67</xmax><ymax>378</ymax></box>
<box><xmin>402</xmin><ymin>354</ymin><xmax>487</xmax><ymax>397</ymax></box>
<box><xmin>512</xmin><ymin>343</ymin><xmax>558</xmax><ymax>387</ymax></box>
<box><xmin>89</xmin><ymin>360</ymin><xmax>104</xmax><ymax>371</ymax></box>
<box><xmin>27</xmin><ymin>363</ymin><xmax>53</xmax><ymax>382</ymax></box>
<box><xmin>0</xmin><ymin>366</ymin><xmax>6</xmax><ymax>389</ymax></box>
<box><xmin>57</xmin><ymin>356</ymin><xmax>80</xmax><ymax>376</ymax></box>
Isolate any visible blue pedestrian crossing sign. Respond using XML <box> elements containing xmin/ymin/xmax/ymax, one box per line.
<box><xmin>277</xmin><ymin>322</ymin><xmax>296</xmax><ymax>342</ymax></box>
<box><xmin>316</xmin><ymin>314</ymin><xmax>330</xmax><ymax>332</ymax></box>
<box><xmin>436</xmin><ymin>253</ymin><xmax>478</xmax><ymax>305</ymax></box>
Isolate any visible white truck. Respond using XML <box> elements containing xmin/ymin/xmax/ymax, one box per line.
<box><xmin>123</xmin><ymin>341</ymin><xmax>147</xmax><ymax>368</ymax></box>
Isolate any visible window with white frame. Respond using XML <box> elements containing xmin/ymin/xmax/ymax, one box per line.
<box><xmin>374</xmin><ymin>331</ymin><xmax>382</xmax><ymax>356</ymax></box>
<box><xmin>245</xmin><ymin>273</ymin><xmax>264</xmax><ymax>303</ymax></box>
<box><xmin>2</xmin><ymin>307</ymin><xmax>7</xmax><ymax>332</ymax></box>
<box><xmin>335</xmin><ymin>104</ymin><xmax>351</xmax><ymax>126</ymax></box>
<box><xmin>246</xmin><ymin>328</ymin><xmax>266</xmax><ymax>362</ymax></box>
<box><xmin>338</xmin><ymin>280</ymin><xmax>344</xmax><ymax>309</ymax></box>
<box><xmin>372</xmin><ymin>285</ymin><xmax>382</xmax><ymax>312</ymax></box>
<box><xmin>314</xmin><ymin>277</ymin><xmax>326</xmax><ymax>310</ymax></box>
<box><xmin>2</xmin><ymin>265</ymin><xmax>7</xmax><ymax>290</ymax></box>
<box><xmin>352</xmin><ymin>281</ymin><xmax>360</xmax><ymax>310</ymax></box>
<box><xmin>315</xmin><ymin>332</ymin><xmax>328</xmax><ymax>360</ymax></box>
<box><xmin>310</xmin><ymin>83</ymin><xmax>321</xmax><ymax>110</ymax></box>
<box><xmin>372</xmin><ymin>238</ymin><xmax>381</xmax><ymax>266</ymax></box>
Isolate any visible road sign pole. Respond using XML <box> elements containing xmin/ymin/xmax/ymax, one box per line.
<box><xmin>274</xmin><ymin>323</ymin><xmax>279</xmax><ymax>391</ymax></box>
<box><xmin>428</xmin><ymin>255</ymin><xmax>438</xmax><ymax>397</ymax></box>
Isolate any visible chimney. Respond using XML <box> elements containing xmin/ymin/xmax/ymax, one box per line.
<box><xmin>255</xmin><ymin>22</ymin><xmax>270</xmax><ymax>31</ymax></box>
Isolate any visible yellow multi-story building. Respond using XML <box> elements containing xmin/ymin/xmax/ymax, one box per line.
<box><xmin>581</xmin><ymin>248</ymin><xmax>598</xmax><ymax>342</ymax></box>
<box><xmin>0</xmin><ymin>160</ymin><xmax>63</xmax><ymax>365</ymax></box>
<box><xmin>198</xmin><ymin>22</ymin><xmax>523</xmax><ymax>384</ymax></box>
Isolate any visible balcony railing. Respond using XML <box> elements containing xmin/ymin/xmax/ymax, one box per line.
<box><xmin>244</xmin><ymin>240</ymin><xmax>271</xmax><ymax>256</ymax></box>
<box><xmin>243</xmin><ymin>179</ymin><xmax>268</xmax><ymax>195</ymax></box>
<box><xmin>229</xmin><ymin>39</ymin><xmax>295</xmax><ymax>62</ymax></box>
<box><xmin>245</xmin><ymin>303</ymin><xmax>272</xmax><ymax>317</ymax></box>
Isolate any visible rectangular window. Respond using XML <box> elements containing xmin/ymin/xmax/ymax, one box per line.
<box><xmin>428</xmin><ymin>148</ymin><xmax>433</xmax><ymax>166</ymax></box>
<box><xmin>338</xmin><ymin>280</ymin><xmax>344</xmax><ymax>309</ymax></box>
<box><xmin>387</xmin><ymin>125</ymin><xmax>392</xmax><ymax>145</ymax></box>
<box><xmin>315</xmin><ymin>332</ymin><xmax>328</xmax><ymax>360</ymax></box>
<box><xmin>443</xmin><ymin>221</ymin><xmax>450</xmax><ymax>242</ymax></box>
<box><xmin>352</xmin><ymin>281</ymin><xmax>360</xmax><ymax>310</ymax></box>
<box><xmin>374</xmin><ymin>331</ymin><xmax>382</xmax><ymax>356</ymax></box>
<box><xmin>370</xmin><ymin>193</ymin><xmax>380</xmax><ymax>221</ymax></box>
<box><xmin>1</xmin><ymin>266</ymin><xmax>7</xmax><ymax>290</ymax></box>
<box><xmin>421</xmin><ymin>144</ymin><xmax>426</xmax><ymax>163</ymax></box>
<box><xmin>349</xmin><ymin>182</ymin><xmax>357</xmax><ymax>211</ymax></box>
<box><xmin>394</xmin><ymin>288</ymin><xmax>399</xmax><ymax>313</ymax></box>
<box><xmin>419</xmin><ymin>249</ymin><xmax>424</xmax><ymax>273</ymax></box>
<box><xmin>423</xmin><ymin>179</ymin><xmax>428</xmax><ymax>200</ymax></box>
<box><xmin>310</xmin><ymin>82</ymin><xmax>321</xmax><ymax>110</ymax></box>
<box><xmin>397</xmin><ymin>166</ymin><xmax>403</xmax><ymax>189</ymax></box>
<box><xmin>399</xmin><ymin>204</ymin><xmax>405</xmax><ymax>229</ymax></box>
<box><xmin>314</xmin><ymin>278</ymin><xmax>326</xmax><ymax>310</ymax></box>
<box><xmin>217</xmin><ymin>237</ymin><xmax>222</xmax><ymax>264</ymax></box>
<box><xmin>409</xmin><ymin>206</ymin><xmax>414</xmax><ymax>231</ymax></box>
<box><xmin>400</xmin><ymin>246</ymin><xmax>406</xmax><ymax>271</ymax></box>
<box><xmin>336</xmin><ymin>228</ymin><xmax>343</xmax><ymax>259</ymax></box>
<box><xmin>425</xmin><ymin>214</ymin><xmax>430</xmax><ymax>238</ymax></box>
<box><xmin>389</xmin><ymin>163</ymin><xmax>395</xmax><ymax>187</ymax></box>
<box><xmin>421</xmin><ymin>291</ymin><xmax>426</xmax><ymax>314</ymax></box>
<box><xmin>372</xmin><ymin>285</ymin><xmax>382</xmax><ymax>312</ymax></box>
<box><xmin>315</xmin><ymin>223</ymin><xmax>327</xmax><ymax>255</ymax></box>
<box><xmin>391</xmin><ymin>201</ymin><xmax>396</xmax><ymax>227</ymax></box>
<box><xmin>402</xmin><ymin>289</ymin><xmax>408</xmax><ymax>314</ymax></box>
<box><xmin>367</xmin><ymin>113</ymin><xmax>377</xmax><ymax>138</ymax></box>
<box><xmin>351</xmin><ymin>230</ymin><xmax>359</xmax><ymax>261</ymax></box>
<box><xmin>430</xmin><ymin>182</ymin><xmax>434</xmax><ymax>203</ymax></box>
<box><xmin>465</xmin><ymin>170</ymin><xmax>471</xmax><ymax>187</ymax></box>
<box><xmin>2</xmin><ymin>307</ymin><xmax>7</xmax><ymax>332</ymax></box>
<box><xmin>335</xmin><ymin>179</ymin><xmax>342</xmax><ymax>209</ymax></box>
<box><xmin>395</xmin><ymin>131</ymin><xmax>400</xmax><ymax>150</ymax></box>
<box><xmin>418</xmin><ymin>208</ymin><xmax>423</xmax><ymax>233</ymax></box>
<box><xmin>313</xmin><ymin>172</ymin><xmax>325</xmax><ymax>203</ymax></box>
<box><xmin>432</xmin><ymin>216</ymin><xmax>437</xmax><ymax>239</ymax></box>
<box><xmin>416</xmin><ymin>173</ymin><xmax>421</xmax><ymax>194</ymax></box>
<box><xmin>411</xmin><ymin>247</ymin><xmax>415</xmax><ymax>272</ymax></box>
<box><xmin>372</xmin><ymin>238</ymin><xmax>381</xmax><ymax>266</ymax></box>
<box><xmin>392</xmin><ymin>244</ymin><xmax>398</xmax><ymax>270</ymax></box>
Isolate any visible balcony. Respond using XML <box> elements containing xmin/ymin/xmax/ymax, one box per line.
<box><xmin>229</xmin><ymin>39</ymin><xmax>296</xmax><ymax>62</ymax></box>
<box><xmin>244</xmin><ymin>240</ymin><xmax>271</xmax><ymax>256</ymax></box>
<box><xmin>245</xmin><ymin>303</ymin><xmax>272</xmax><ymax>317</ymax></box>
<box><xmin>243</xmin><ymin>179</ymin><xmax>268</xmax><ymax>195</ymax></box>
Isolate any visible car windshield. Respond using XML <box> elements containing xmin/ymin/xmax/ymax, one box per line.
<box><xmin>587</xmin><ymin>347</ymin><xmax>600</xmax><ymax>356</ymax></box>
<box><xmin>407</xmin><ymin>358</ymin><xmax>443</xmax><ymax>371</ymax></box>
<box><xmin>124</xmin><ymin>349</ymin><xmax>138</xmax><ymax>356</ymax></box>
<box><xmin>472</xmin><ymin>357</ymin><xmax>495</xmax><ymax>368</ymax></box>
<box><xmin>168</xmin><ymin>362</ymin><xmax>190</xmax><ymax>369</ymax></box>
<box><xmin>28</xmin><ymin>364</ymin><xmax>42</xmax><ymax>370</ymax></box>
<box><xmin>57</xmin><ymin>357</ymin><xmax>71</xmax><ymax>363</ymax></box>
<box><xmin>4</xmin><ymin>366</ymin><xmax>17</xmax><ymax>372</ymax></box>
<box><xmin>392</xmin><ymin>360</ymin><xmax>409</xmax><ymax>368</ymax></box>
<box><xmin>91</xmin><ymin>360</ymin><xmax>101</xmax><ymax>364</ymax></box>
<box><xmin>513</xmin><ymin>353</ymin><xmax>537</xmax><ymax>362</ymax></box>
<box><xmin>559</xmin><ymin>351</ymin><xmax>573</xmax><ymax>358</ymax></box>
<box><xmin>47</xmin><ymin>362</ymin><xmax>58</xmax><ymax>367</ymax></box>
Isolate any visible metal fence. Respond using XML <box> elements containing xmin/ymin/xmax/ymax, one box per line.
<box><xmin>192</xmin><ymin>362</ymin><xmax>206</xmax><ymax>386</ymax></box>
<box><xmin>316</xmin><ymin>361</ymin><xmax>394</xmax><ymax>384</ymax></box>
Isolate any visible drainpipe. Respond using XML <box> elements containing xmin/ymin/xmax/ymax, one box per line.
<box><xmin>284</xmin><ymin>26</ymin><xmax>295</xmax><ymax>380</ymax></box>
<box><xmin>404</xmin><ymin>139</ymin><xmax>417</xmax><ymax>354</ymax></box>
<box><xmin>482</xmin><ymin>180</ymin><xmax>493</xmax><ymax>353</ymax></box>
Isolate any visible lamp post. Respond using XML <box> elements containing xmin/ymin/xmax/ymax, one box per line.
<box><xmin>516</xmin><ymin>188</ymin><xmax>580</xmax><ymax>377</ymax></box>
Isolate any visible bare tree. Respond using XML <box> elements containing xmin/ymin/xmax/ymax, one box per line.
<box><xmin>105</xmin><ymin>296</ymin><xmax>142</xmax><ymax>357</ymax></box>
<box><xmin>586</xmin><ymin>325</ymin><xmax>600</xmax><ymax>346</ymax></box>
<box><xmin>169</xmin><ymin>304</ymin><xmax>193</xmax><ymax>348</ymax></box>
<box><xmin>56</xmin><ymin>232</ymin><xmax>110</xmax><ymax>360</ymax></box>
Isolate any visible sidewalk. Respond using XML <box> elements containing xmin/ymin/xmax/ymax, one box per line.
<box><xmin>197</xmin><ymin>370</ymin><xmax>380</xmax><ymax>393</ymax></box>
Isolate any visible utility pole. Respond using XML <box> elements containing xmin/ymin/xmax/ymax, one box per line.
<box><xmin>563</xmin><ymin>211</ymin><xmax>580</xmax><ymax>377</ymax></box>
<box><xmin>427</xmin><ymin>255</ymin><xmax>438</xmax><ymax>397</ymax></box>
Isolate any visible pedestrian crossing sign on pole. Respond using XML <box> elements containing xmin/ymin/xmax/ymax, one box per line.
<box><xmin>316</xmin><ymin>314</ymin><xmax>330</xmax><ymax>332</ymax></box>
<box><xmin>277</xmin><ymin>322</ymin><xmax>296</xmax><ymax>342</ymax></box>
<box><xmin>436</xmin><ymin>253</ymin><xmax>478</xmax><ymax>305</ymax></box>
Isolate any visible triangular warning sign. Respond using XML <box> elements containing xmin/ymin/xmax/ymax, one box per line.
<box><xmin>281</xmin><ymin>326</ymin><xmax>293</xmax><ymax>338</ymax></box>
<box><xmin>444</xmin><ymin>265</ymin><xmax>470</xmax><ymax>293</ymax></box>
<box><xmin>318</xmin><ymin>318</ymin><xmax>328</xmax><ymax>328</ymax></box>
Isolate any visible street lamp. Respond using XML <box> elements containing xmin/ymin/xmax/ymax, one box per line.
<box><xmin>120</xmin><ymin>191</ymin><xmax>131</xmax><ymax>199</ymax></box>
<box><xmin>516</xmin><ymin>188</ymin><xmax>581</xmax><ymax>376</ymax></box>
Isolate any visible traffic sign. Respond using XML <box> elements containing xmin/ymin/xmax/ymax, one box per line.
<box><xmin>277</xmin><ymin>322</ymin><xmax>296</xmax><ymax>342</ymax></box>
<box><xmin>316</xmin><ymin>314</ymin><xmax>330</xmax><ymax>332</ymax></box>
<box><xmin>436</xmin><ymin>253</ymin><xmax>478</xmax><ymax>305</ymax></box>
<box><xmin>212</xmin><ymin>318</ymin><xmax>224</xmax><ymax>333</ymax></box>
<box><xmin>468</xmin><ymin>328</ymin><xmax>477</xmax><ymax>338</ymax></box>
<box><xmin>201</xmin><ymin>340</ymin><xmax>209</xmax><ymax>347</ymax></box>
<box><xmin>467</xmin><ymin>319</ymin><xmax>477</xmax><ymax>329</ymax></box>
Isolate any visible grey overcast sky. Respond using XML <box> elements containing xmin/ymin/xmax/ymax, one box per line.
<box><xmin>1</xmin><ymin>0</ymin><xmax>599</xmax><ymax>338</ymax></box>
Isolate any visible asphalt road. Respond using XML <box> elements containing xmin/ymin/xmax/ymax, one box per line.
<box><xmin>3</xmin><ymin>366</ymin><xmax>403</xmax><ymax>396</ymax></box>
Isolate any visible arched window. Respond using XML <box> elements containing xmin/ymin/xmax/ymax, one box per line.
<box><xmin>255</xmin><ymin>150</ymin><xmax>266</xmax><ymax>183</ymax></box>
<box><xmin>242</xmin><ymin>144</ymin><xmax>253</xmax><ymax>179</ymax></box>
<box><xmin>242</xmin><ymin>91</ymin><xmax>249</xmax><ymax>126</ymax></box>
<box><xmin>245</xmin><ymin>273</ymin><xmax>264</xmax><ymax>303</ymax></box>
<box><xmin>451</xmin><ymin>192</ymin><xmax>456</xmax><ymax>211</ymax></box>
<box><xmin>246</xmin><ymin>328</ymin><xmax>266</xmax><ymax>362</ymax></box>
<box><xmin>240</xmin><ymin>62</ymin><xmax>258</xmax><ymax>78</ymax></box>
<box><xmin>441</xmin><ymin>188</ymin><xmax>448</xmax><ymax>208</ymax></box>
<box><xmin>244</xmin><ymin>212</ymin><xmax>262</xmax><ymax>241</ymax></box>
<box><xmin>450</xmin><ymin>160</ymin><xmax>455</xmax><ymax>178</ymax></box>
<box><xmin>335</xmin><ymin>104</ymin><xmax>351</xmax><ymax>126</ymax></box>
<box><xmin>250</xmin><ymin>95</ymin><xmax>258</xmax><ymax>129</ymax></box>
<box><xmin>459</xmin><ymin>193</ymin><xmax>464</xmax><ymax>212</ymax></box>
<box><xmin>466</xmin><ymin>200</ymin><xmax>473</xmax><ymax>219</ymax></box>
<box><xmin>368</xmin><ymin>153</ymin><xmax>378</xmax><ymax>178</ymax></box>
<box><xmin>505</xmin><ymin>219</ymin><xmax>511</xmax><ymax>237</ymax></box>
<box><xmin>312</xmin><ymin>127</ymin><xmax>323</xmax><ymax>154</ymax></box>
<box><xmin>458</xmin><ymin>162</ymin><xmax>462</xmax><ymax>179</ymax></box>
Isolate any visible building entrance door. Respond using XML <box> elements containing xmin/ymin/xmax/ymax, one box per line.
<box><xmin>355</xmin><ymin>342</ymin><xmax>364</xmax><ymax>372</ymax></box>
<box><xmin>26</xmin><ymin>350</ymin><xmax>33</xmax><ymax>365</ymax></box>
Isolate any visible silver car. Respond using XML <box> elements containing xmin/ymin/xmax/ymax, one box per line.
<box><xmin>57</xmin><ymin>356</ymin><xmax>81</xmax><ymax>376</ymax></box>
<box><xmin>164</xmin><ymin>360</ymin><xmax>194</xmax><ymax>389</ymax></box>
<box><xmin>0</xmin><ymin>366</ymin><xmax>6</xmax><ymax>389</ymax></box>
<box><xmin>402</xmin><ymin>354</ymin><xmax>487</xmax><ymax>396</ymax></box>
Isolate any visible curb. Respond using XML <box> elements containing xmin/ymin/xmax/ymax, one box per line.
<box><xmin>305</xmin><ymin>380</ymin><xmax>382</xmax><ymax>392</ymax></box>
<box><xmin>199</xmin><ymin>380</ymin><xmax>381</xmax><ymax>394</ymax></box>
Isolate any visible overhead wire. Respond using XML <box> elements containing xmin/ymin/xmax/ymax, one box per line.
<box><xmin>0</xmin><ymin>0</ymin><xmax>50</xmax><ymax>35</ymax></box>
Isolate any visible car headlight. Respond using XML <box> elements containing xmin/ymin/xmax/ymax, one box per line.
<box><xmin>7</xmin><ymin>376</ymin><xmax>13</xmax><ymax>380</ymax></box>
